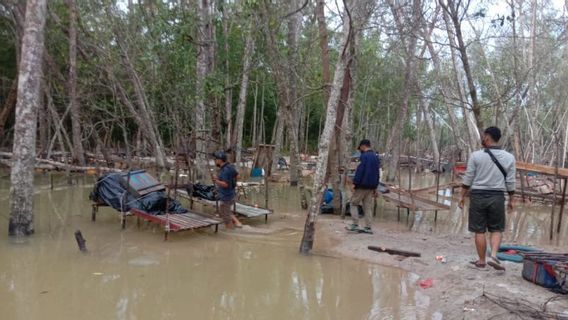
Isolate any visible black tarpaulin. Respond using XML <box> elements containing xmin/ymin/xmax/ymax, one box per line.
<box><xmin>90</xmin><ymin>172</ymin><xmax>187</xmax><ymax>215</ymax></box>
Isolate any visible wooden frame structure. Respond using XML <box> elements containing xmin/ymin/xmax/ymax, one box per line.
<box><xmin>90</xmin><ymin>202</ymin><xmax>221</xmax><ymax>240</ymax></box>
<box><xmin>516</xmin><ymin>161</ymin><xmax>567</xmax><ymax>239</ymax></box>
<box><xmin>175</xmin><ymin>189</ymin><xmax>273</xmax><ymax>223</ymax></box>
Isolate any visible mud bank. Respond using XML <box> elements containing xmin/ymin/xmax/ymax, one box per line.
<box><xmin>314</xmin><ymin>216</ymin><xmax>568</xmax><ymax>319</ymax></box>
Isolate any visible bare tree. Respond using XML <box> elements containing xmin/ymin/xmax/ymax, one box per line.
<box><xmin>440</xmin><ymin>0</ymin><xmax>483</xmax><ymax>135</ymax></box>
<box><xmin>300</xmin><ymin>0</ymin><xmax>373</xmax><ymax>254</ymax></box>
<box><xmin>234</xmin><ymin>20</ymin><xmax>255</xmax><ymax>168</ymax></box>
<box><xmin>384</xmin><ymin>0</ymin><xmax>422</xmax><ymax>181</ymax></box>
<box><xmin>9</xmin><ymin>0</ymin><xmax>47</xmax><ymax>236</ymax></box>
<box><xmin>195</xmin><ymin>0</ymin><xmax>213</xmax><ymax>177</ymax></box>
<box><xmin>66</xmin><ymin>0</ymin><xmax>85</xmax><ymax>165</ymax></box>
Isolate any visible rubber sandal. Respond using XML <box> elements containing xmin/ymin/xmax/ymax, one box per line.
<box><xmin>345</xmin><ymin>224</ymin><xmax>360</xmax><ymax>232</ymax></box>
<box><xmin>488</xmin><ymin>256</ymin><xmax>506</xmax><ymax>271</ymax></box>
<box><xmin>468</xmin><ymin>260</ymin><xmax>487</xmax><ymax>270</ymax></box>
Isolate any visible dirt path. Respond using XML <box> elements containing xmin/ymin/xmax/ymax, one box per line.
<box><xmin>313</xmin><ymin>216</ymin><xmax>568</xmax><ymax>319</ymax></box>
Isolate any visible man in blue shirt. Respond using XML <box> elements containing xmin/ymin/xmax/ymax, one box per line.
<box><xmin>346</xmin><ymin>139</ymin><xmax>380</xmax><ymax>234</ymax></box>
<box><xmin>212</xmin><ymin>151</ymin><xmax>242</xmax><ymax>229</ymax></box>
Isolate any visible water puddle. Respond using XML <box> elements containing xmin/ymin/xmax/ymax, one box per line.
<box><xmin>0</xmin><ymin>175</ymin><xmax>435</xmax><ymax>319</ymax></box>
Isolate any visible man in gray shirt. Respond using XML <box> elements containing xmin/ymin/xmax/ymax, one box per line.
<box><xmin>459</xmin><ymin>127</ymin><xmax>516</xmax><ymax>271</ymax></box>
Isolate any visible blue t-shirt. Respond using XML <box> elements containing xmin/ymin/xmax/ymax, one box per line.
<box><xmin>217</xmin><ymin>163</ymin><xmax>238</xmax><ymax>201</ymax></box>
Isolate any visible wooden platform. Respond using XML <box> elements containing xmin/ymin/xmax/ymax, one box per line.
<box><xmin>130</xmin><ymin>208</ymin><xmax>221</xmax><ymax>236</ymax></box>
<box><xmin>90</xmin><ymin>202</ymin><xmax>221</xmax><ymax>239</ymax></box>
<box><xmin>176</xmin><ymin>189</ymin><xmax>272</xmax><ymax>222</ymax></box>
<box><xmin>381</xmin><ymin>187</ymin><xmax>450</xmax><ymax>211</ymax></box>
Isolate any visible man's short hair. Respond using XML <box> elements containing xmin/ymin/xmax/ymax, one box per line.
<box><xmin>212</xmin><ymin>151</ymin><xmax>227</xmax><ymax>161</ymax></box>
<box><xmin>484</xmin><ymin>127</ymin><xmax>501</xmax><ymax>142</ymax></box>
<box><xmin>358</xmin><ymin>139</ymin><xmax>371</xmax><ymax>148</ymax></box>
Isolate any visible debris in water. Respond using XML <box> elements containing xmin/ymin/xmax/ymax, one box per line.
<box><xmin>74</xmin><ymin>230</ymin><xmax>87</xmax><ymax>252</ymax></box>
<box><xmin>368</xmin><ymin>245</ymin><xmax>421</xmax><ymax>257</ymax></box>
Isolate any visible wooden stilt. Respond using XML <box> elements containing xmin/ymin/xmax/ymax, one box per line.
<box><xmin>519</xmin><ymin>170</ymin><xmax>526</xmax><ymax>202</ymax></box>
<box><xmin>557</xmin><ymin>178</ymin><xmax>567</xmax><ymax>234</ymax></box>
<box><xmin>550</xmin><ymin>156</ymin><xmax>560</xmax><ymax>240</ymax></box>
<box><xmin>264</xmin><ymin>172</ymin><xmax>269</xmax><ymax>209</ymax></box>
<box><xmin>91</xmin><ymin>204</ymin><xmax>97</xmax><ymax>222</ymax></box>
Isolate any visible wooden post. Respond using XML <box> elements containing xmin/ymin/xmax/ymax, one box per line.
<box><xmin>550</xmin><ymin>150</ymin><xmax>560</xmax><ymax>240</ymax></box>
<box><xmin>91</xmin><ymin>204</ymin><xmax>97</xmax><ymax>222</ymax></box>
<box><xmin>264</xmin><ymin>170</ymin><xmax>269</xmax><ymax>209</ymax></box>
<box><xmin>519</xmin><ymin>169</ymin><xmax>526</xmax><ymax>202</ymax></box>
<box><xmin>557</xmin><ymin>178</ymin><xmax>567</xmax><ymax>234</ymax></box>
<box><xmin>434</xmin><ymin>130</ymin><xmax>443</xmax><ymax>223</ymax></box>
<box><xmin>122</xmin><ymin>170</ymin><xmax>131</xmax><ymax>230</ymax></box>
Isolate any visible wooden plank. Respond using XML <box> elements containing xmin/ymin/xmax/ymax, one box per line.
<box><xmin>130</xmin><ymin>208</ymin><xmax>221</xmax><ymax>232</ymax></box>
<box><xmin>515</xmin><ymin>161</ymin><xmax>568</xmax><ymax>178</ymax></box>
<box><xmin>381</xmin><ymin>188</ymin><xmax>450</xmax><ymax>211</ymax></box>
<box><xmin>176</xmin><ymin>189</ymin><xmax>273</xmax><ymax>218</ymax></box>
<box><xmin>368</xmin><ymin>246</ymin><xmax>421</xmax><ymax>257</ymax></box>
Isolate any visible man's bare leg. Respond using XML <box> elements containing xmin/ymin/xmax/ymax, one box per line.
<box><xmin>475</xmin><ymin>233</ymin><xmax>487</xmax><ymax>264</ymax></box>
<box><xmin>489</xmin><ymin>232</ymin><xmax>502</xmax><ymax>259</ymax></box>
<box><xmin>232</xmin><ymin>215</ymin><xmax>242</xmax><ymax>227</ymax></box>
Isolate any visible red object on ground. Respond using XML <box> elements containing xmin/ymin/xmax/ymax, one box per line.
<box><xmin>419</xmin><ymin>279</ymin><xmax>434</xmax><ymax>289</ymax></box>
<box><xmin>505</xmin><ymin>250</ymin><xmax>518</xmax><ymax>255</ymax></box>
<box><xmin>454</xmin><ymin>162</ymin><xmax>467</xmax><ymax>174</ymax></box>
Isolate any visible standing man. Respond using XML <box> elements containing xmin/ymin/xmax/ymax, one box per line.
<box><xmin>459</xmin><ymin>127</ymin><xmax>516</xmax><ymax>271</ymax></box>
<box><xmin>212</xmin><ymin>151</ymin><xmax>243</xmax><ymax>229</ymax></box>
<box><xmin>346</xmin><ymin>139</ymin><xmax>380</xmax><ymax>234</ymax></box>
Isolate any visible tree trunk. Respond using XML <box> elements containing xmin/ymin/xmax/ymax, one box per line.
<box><xmin>66</xmin><ymin>0</ymin><xmax>85</xmax><ymax>166</ymax></box>
<box><xmin>440</xmin><ymin>0</ymin><xmax>483</xmax><ymax>135</ymax></box>
<box><xmin>422</xmin><ymin>21</ymin><xmax>464</xmax><ymax>152</ymax></box>
<box><xmin>119</xmin><ymin>43</ymin><xmax>167</xmax><ymax>168</ymax></box>
<box><xmin>286</xmin><ymin>0</ymin><xmax>302</xmax><ymax>186</ymax></box>
<box><xmin>315</xmin><ymin>0</ymin><xmax>331</xmax><ymax>104</ymax></box>
<box><xmin>384</xmin><ymin>0</ymin><xmax>421</xmax><ymax>181</ymax></box>
<box><xmin>223</xmin><ymin>10</ymin><xmax>233</xmax><ymax>150</ymax></box>
<box><xmin>300</xmin><ymin>36</ymin><xmax>350</xmax><ymax>253</ymax></box>
<box><xmin>234</xmin><ymin>23</ymin><xmax>255</xmax><ymax>168</ymax></box>
<box><xmin>441</xmin><ymin>6</ymin><xmax>477</xmax><ymax>154</ymax></box>
<box><xmin>9</xmin><ymin>0</ymin><xmax>47</xmax><ymax>237</ymax></box>
<box><xmin>300</xmin><ymin>0</ymin><xmax>368</xmax><ymax>254</ymax></box>
<box><xmin>195</xmin><ymin>0</ymin><xmax>212</xmax><ymax>177</ymax></box>
<box><xmin>252</xmin><ymin>79</ymin><xmax>258</xmax><ymax>148</ymax></box>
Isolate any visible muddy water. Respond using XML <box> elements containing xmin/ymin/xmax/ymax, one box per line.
<box><xmin>0</xmin><ymin>175</ymin><xmax>435</xmax><ymax>320</ymax></box>
<box><xmin>381</xmin><ymin>172</ymin><xmax>568</xmax><ymax>247</ymax></box>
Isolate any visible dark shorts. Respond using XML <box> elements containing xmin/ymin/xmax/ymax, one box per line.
<box><xmin>219</xmin><ymin>200</ymin><xmax>235</xmax><ymax>224</ymax></box>
<box><xmin>468</xmin><ymin>193</ymin><xmax>505</xmax><ymax>233</ymax></box>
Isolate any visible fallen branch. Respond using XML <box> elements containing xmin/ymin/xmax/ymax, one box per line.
<box><xmin>0</xmin><ymin>157</ymin><xmax>120</xmax><ymax>173</ymax></box>
<box><xmin>368</xmin><ymin>245</ymin><xmax>421</xmax><ymax>257</ymax></box>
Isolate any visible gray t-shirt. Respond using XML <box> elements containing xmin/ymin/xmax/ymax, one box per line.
<box><xmin>462</xmin><ymin>148</ymin><xmax>516</xmax><ymax>192</ymax></box>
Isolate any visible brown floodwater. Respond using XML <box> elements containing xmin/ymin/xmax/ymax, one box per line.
<box><xmin>0</xmin><ymin>173</ymin><xmax>438</xmax><ymax>320</ymax></box>
<box><xmin>381</xmin><ymin>172</ymin><xmax>568</xmax><ymax>247</ymax></box>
